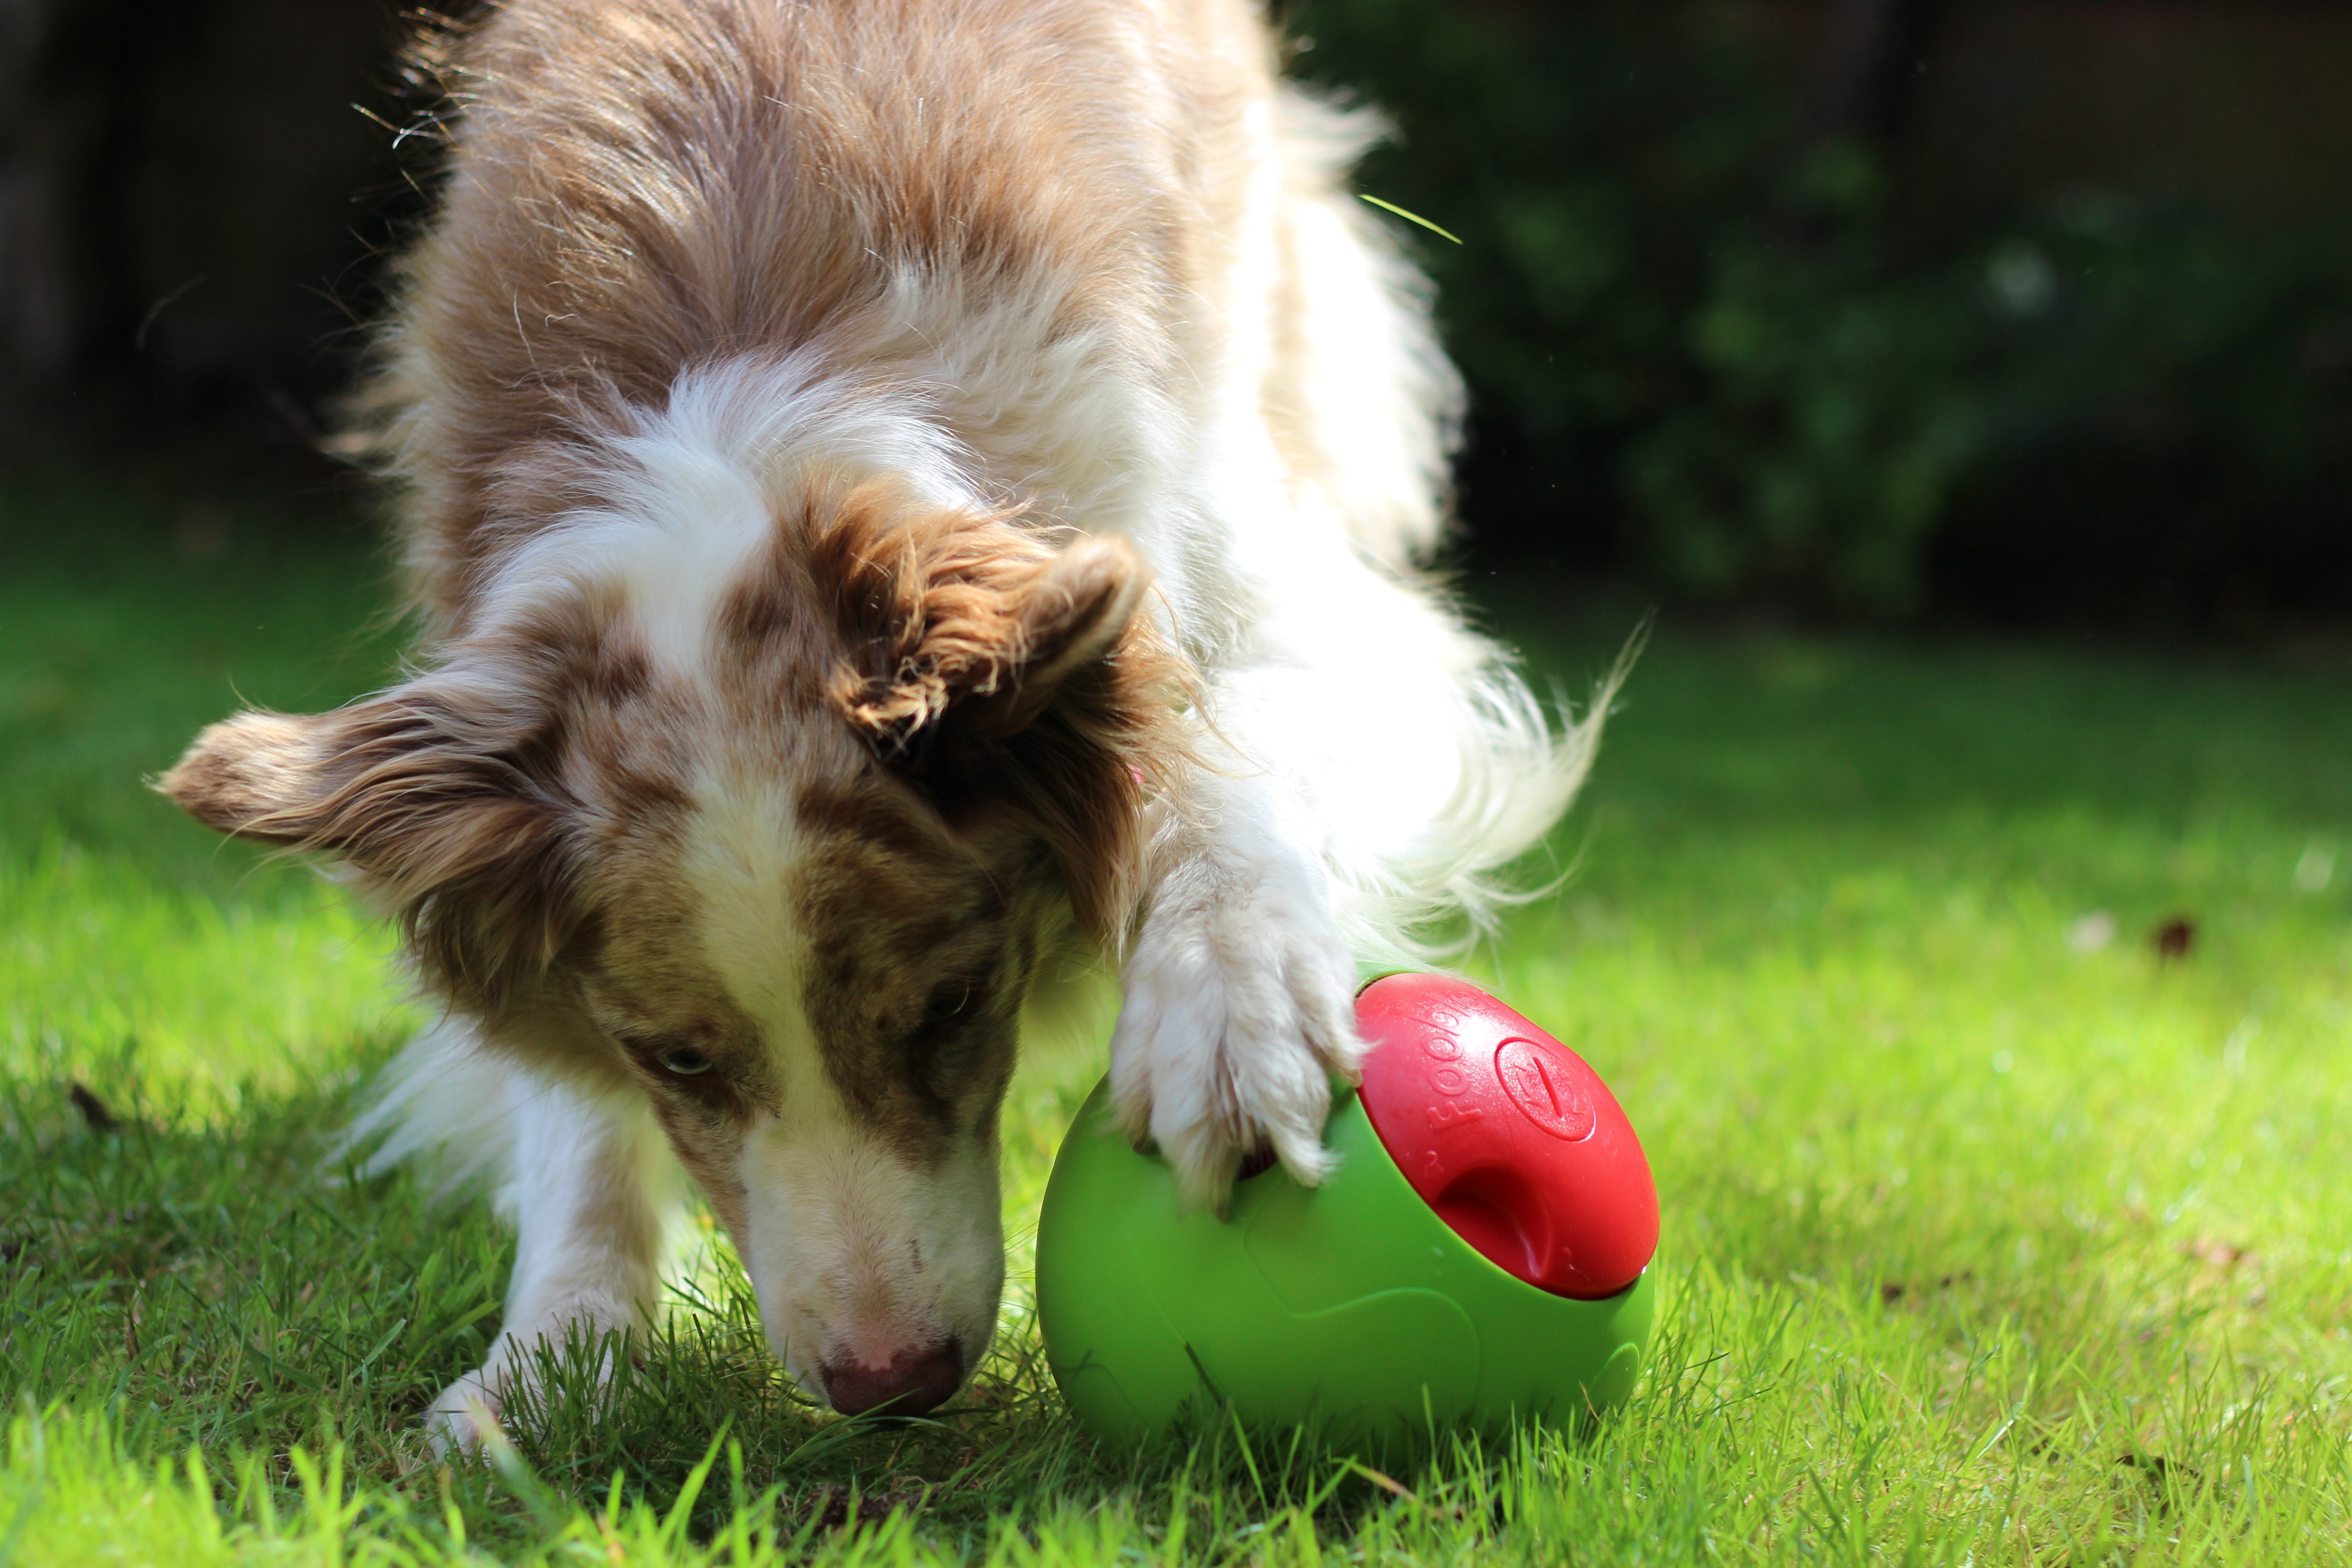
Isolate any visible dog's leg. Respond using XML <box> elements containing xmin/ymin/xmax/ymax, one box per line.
<box><xmin>1110</xmin><ymin>753</ymin><xmax>1365</xmax><ymax>1208</ymax></box>
<box><xmin>1108</xmin><ymin>83</ymin><xmax>1612</xmax><ymax>1204</ymax></box>
<box><xmin>1113</xmin><ymin>545</ymin><xmax>1597</xmax><ymax>1205</ymax></box>
<box><xmin>408</xmin><ymin>1048</ymin><xmax>679</xmax><ymax>1452</ymax></box>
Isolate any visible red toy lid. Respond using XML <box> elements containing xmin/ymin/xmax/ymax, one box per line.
<box><xmin>1355</xmin><ymin>974</ymin><xmax>1657</xmax><ymax>1300</ymax></box>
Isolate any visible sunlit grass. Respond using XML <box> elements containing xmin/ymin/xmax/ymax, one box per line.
<box><xmin>4</xmin><ymin>478</ymin><xmax>2349</xmax><ymax>1562</ymax></box>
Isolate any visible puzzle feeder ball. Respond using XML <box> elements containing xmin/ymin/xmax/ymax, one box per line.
<box><xmin>1036</xmin><ymin>973</ymin><xmax>1659</xmax><ymax>1452</ymax></box>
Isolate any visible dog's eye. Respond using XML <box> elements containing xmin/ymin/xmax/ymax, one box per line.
<box><xmin>655</xmin><ymin>1045</ymin><xmax>715</xmax><ymax>1077</ymax></box>
<box><xmin>922</xmin><ymin>985</ymin><xmax>970</xmax><ymax>1027</ymax></box>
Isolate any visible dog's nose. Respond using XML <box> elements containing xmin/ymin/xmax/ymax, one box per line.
<box><xmin>819</xmin><ymin>1339</ymin><xmax>965</xmax><ymax>1416</ymax></box>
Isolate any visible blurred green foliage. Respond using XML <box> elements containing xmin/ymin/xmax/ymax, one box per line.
<box><xmin>1291</xmin><ymin>0</ymin><xmax>2352</xmax><ymax>623</ymax></box>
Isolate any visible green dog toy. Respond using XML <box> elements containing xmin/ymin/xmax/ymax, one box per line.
<box><xmin>1036</xmin><ymin>973</ymin><xmax>1658</xmax><ymax>1455</ymax></box>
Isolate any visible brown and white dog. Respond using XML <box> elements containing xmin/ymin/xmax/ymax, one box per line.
<box><xmin>160</xmin><ymin>0</ymin><xmax>1600</xmax><ymax>1442</ymax></box>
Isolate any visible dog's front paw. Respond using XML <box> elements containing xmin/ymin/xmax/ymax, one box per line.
<box><xmin>1109</xmin><ymin>854</ymin><xmax>1363</xmax><ymax>1207</ymax></box>
<box><xmin>423</xmin><ymin>1320</ymin><xmax>625</xmax><ymax>1457</ymax></box>
<box><xmin>425</xmin><ymin>1367</ymin><xmax>508</xmax><ymax>1457</ymax></box>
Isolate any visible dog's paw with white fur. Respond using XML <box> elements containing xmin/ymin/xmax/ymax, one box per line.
<box><xmin>423</xmin><ymin>1322</ymin><xmax>627</xmax><ymax>1457</ymax></box>
<box><xmin>425</xmin><ymin>1364</ymin><xmax>511</xmax><ymax>1456</ymax></box>
<box><xmin>1108</xmin><ymin>846</ymin><xmax>1364</xmax><ymax>1208</ymax></box>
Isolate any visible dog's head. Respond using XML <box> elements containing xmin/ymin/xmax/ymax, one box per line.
<box><xmin>161</xmin><ymin>473</ymin><xmax>1179</xmax><ymax>1416</ymax></box>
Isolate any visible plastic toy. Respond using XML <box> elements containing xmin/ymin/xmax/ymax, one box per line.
<box><xmin>1036</xmin><ymin>973</ymin><xmax>1658</xmax><ymax>1454</ymax></box>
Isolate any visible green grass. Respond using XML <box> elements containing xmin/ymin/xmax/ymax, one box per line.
<box><xmin>4</xmin><ymin>473</ymin><xmax>2350</xmax><ymax>1563</ymax></box>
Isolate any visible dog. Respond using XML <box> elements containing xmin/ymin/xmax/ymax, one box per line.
<box><xmin>159</xmin><ymin>0</ymin><xmax>1602</xmax><ymax>1443</ymax></box>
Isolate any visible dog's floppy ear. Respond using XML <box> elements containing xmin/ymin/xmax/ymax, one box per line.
<box><xmin>158</xmin><ymin>678</ymin><xmax>582</xmax><ymax>1008</ymax></box>
<box><xmin>818</xmin><ymin>485</ymin><xmax>1185</xmax><ymax>938</ymax></box>
<box><xmin>822</xmin><ymin>487</ymin><xmax>1154</xmax><ymax>748</ymax></box>
<box><xmin>939</xmin><ymin>535</ymin><xmax>1149</xmax><ymax>740</ymax></box>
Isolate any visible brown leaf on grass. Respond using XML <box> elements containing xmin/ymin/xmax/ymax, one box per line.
<box><xmin>2152</xmin><ymin>916</ymin><xmax>2196</xmax><ymax>960</ymax></box>
<box><xmin>2181</xmin><ymin>1238</ymin><xmax>2253</xmax><ymax>1269</ymax></box>
<box><xmin>1877</xmin><ymin>1270</ymin><xmax>1975</xmax><ymax>1304</ymax></box>
<box><xmin>69</xmin><ymin>1083</ymin><xmax>118</xmax><ymax>1132</ymax></box>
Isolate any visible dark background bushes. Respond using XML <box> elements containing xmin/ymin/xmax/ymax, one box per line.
<box><xmin>3</xmin><ymin>0</ymin><xmax>2347</xmax><ymax>632</ymax></box>
<box><xmin>1287</xmin><ymin>0</ymin><xmax>2352</xmax><ymax>628</ymax></box>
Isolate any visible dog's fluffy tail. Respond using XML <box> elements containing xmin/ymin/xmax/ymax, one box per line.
<box><xmin>331</xmin><ymin>1016</ymin><xmax>524</xmax><ymax>1203</ymax></box>
<box><xmin>1340</xmin><ymin>622</ymin><xmax>1642</xmax><ymax>966</ymax></box>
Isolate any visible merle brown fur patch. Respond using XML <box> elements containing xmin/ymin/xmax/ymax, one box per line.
<box><xmin>358</xmin><ymin>0</ymin><xmax>1267</xmax><ymax>636</ymax></box>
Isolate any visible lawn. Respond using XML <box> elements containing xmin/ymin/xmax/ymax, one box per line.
<box><xmin>3</xmin><ymin>472</ymin><xmax>2349</xmax><ymax>1564</ymax></box>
